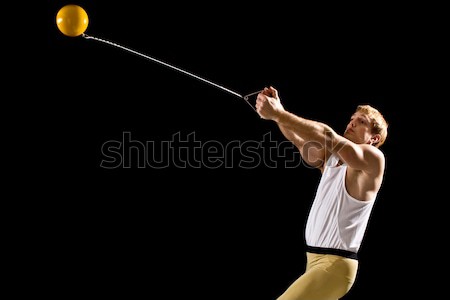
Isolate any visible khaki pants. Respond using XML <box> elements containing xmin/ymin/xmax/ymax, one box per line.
<box><xmin>277</xmin><ymin>252</ymin><xmax>358</xmax><ymax>300</ymax></box>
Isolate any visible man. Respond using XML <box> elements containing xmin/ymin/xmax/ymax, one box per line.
<box><xmin>255</xmin><ymin>86</ymin><xmax>388</xmax><ymax>300</ymax></box>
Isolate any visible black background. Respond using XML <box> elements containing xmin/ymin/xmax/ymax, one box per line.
<box><xmin>45</xmin><ymin>1</ymin><xmax>432</xmax><ymax>299</ymax></box>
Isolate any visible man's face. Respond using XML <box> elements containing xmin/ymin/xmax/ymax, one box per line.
<box><xmin>344</xmin><ymin>112</ymin><xmax>374</xmax><ymax>144</ymax></box>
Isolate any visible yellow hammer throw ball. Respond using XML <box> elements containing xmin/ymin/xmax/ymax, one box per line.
<box><xmin>56</xmin><ymin>4</ymin><xmax>89</xmax><ymax>37</ymax></box>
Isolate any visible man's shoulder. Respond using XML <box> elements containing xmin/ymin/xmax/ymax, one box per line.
<box><xmin>362</xmin><ymin>144</ymin><xmax>385</xmax><ymax>160</ymax></box>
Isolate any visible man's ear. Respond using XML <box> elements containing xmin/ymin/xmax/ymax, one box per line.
<box><xmin>370</xmin><ymin>134</ymin><xmax>381</xmax><ymax>145</ymax></box>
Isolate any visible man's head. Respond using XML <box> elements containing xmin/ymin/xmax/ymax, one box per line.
<box><xmin>344</xmin><ymin>105</ymin><xmax>388</xmax><ymax>148</ymax></box>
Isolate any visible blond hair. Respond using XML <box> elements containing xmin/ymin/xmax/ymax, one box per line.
<box><xmin>356</xmin><ymin>105</ymin><xmax>388</xmax><ymax>148</ymax></box>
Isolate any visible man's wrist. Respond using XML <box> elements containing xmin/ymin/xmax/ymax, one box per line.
<box><xmin>273</xmin><ymin>110</ymin><xmax>287</xmax><ymax>124</ymax></box>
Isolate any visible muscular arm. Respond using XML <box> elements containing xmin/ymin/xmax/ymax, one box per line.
<box><xmin>256</xmin><ymin>87</ymin><xmax>384</xmax><ymax>175</ymax></box>
<box><xmin>277</xmin><ymin>121</ymin><xmax>326</xmax><ymax>169</ymax></box>
<box><xmin>276</xmin><ymin>109</ymin><xmax>383</xmax><ymax>174</ymax></box>
<box><xmin>275</xmin><ymin>111</ymin><xmax>331</xmax><ymax>170</ymax></box>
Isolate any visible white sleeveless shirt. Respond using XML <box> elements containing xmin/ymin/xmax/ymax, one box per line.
<box><xmin>305</xmin><ymin>154</ymin><xmax>376</xmax><ymax>253</ymax></box>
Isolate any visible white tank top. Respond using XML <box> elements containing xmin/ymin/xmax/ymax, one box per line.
<box><xmin>305</xmin><ymin>154</ymin><xmax>376</xmax><ymax>253</ymax></box>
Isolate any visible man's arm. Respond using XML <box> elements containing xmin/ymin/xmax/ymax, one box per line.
<box><xmin>256</xmin><ymin>87</ymin><xmax>328</xmax><ymax>169</ymax></box>
<box><xmin>256</xmin><ymin>87</ymin><xmax>383</xmax><ymax>174</ymax></box>
<box><xmin>278</xmin><ymin>123</ymin><xmax>325</xmax><ymax>169</ymax></box>
<box><xmin>278</xmin><ymin>109</ymin><xmax>384</xmax><ymax>174</ymax></box>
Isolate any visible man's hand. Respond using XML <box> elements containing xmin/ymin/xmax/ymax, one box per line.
<box><xmin>255</xmin><ymin>86</ymin><xmax>285</xmax><ymax>121</ymax></box>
